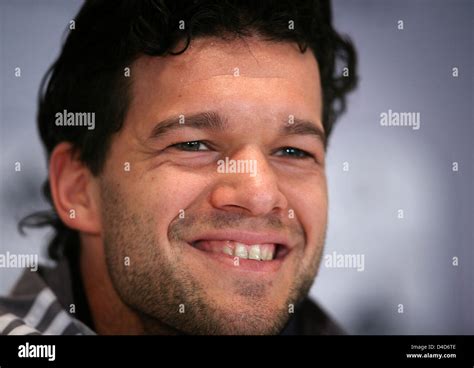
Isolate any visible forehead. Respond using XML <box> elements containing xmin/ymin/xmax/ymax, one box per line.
<box><xmin>128</xmin><ymin>36</ymin><xmax>322</xmax><ymax>128</ymax></box>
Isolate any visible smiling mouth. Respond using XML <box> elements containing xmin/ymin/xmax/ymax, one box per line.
<box><xmin>191</xmin><ymin>240</ymin><xmax>289</xmax><ymax>261</ymax></box>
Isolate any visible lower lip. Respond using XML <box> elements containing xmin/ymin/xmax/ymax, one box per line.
<box><xmin>186</xmin><ymin>243</ymin><xmax>286</xmax><ymax>273</ymax></box>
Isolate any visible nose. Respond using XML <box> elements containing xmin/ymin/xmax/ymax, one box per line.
<box><xmin>209</xmin><ymin>145</ymin><xmax>288</xmax><ymax>217</ymax></box>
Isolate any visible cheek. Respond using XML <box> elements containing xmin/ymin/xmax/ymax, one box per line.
<box><xmin>130</xmin><ymin>167</ymin><xmax>211</xmax><ymax>235</ymax></box>
<box><xmin>284</xmin><ymin>174</ymin><xmax>328</xmax><ymax>244</ymax></box>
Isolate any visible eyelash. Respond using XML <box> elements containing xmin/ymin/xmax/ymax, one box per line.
<box><xmin>170</xmin><ymin>141</ymin><xmax>211</xmax><ymax>151</ymax></box>
<box><xmin>170</xmin><ymin>140</ymin><xmax>314</xmax><ymax>159</ymax></box>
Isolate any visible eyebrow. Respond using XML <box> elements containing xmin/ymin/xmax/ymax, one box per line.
<box><xmin>148</xmin><ymin>111</ymin><xmax>227</xmax><ymax>140</ymax></box>
<box><xmin>148</xmin><ymin>111</ymin><xmax>326</xmax><ymax>149</ymax></box>
<box><xmin>281</xmin><ymin>118</ymin><xmax>327</xmax><ymax>149</ymax></box>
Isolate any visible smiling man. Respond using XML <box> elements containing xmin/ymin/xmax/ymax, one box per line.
<box><xmin>0</xmin><ymin>0</ymin><xmax>357</xmax><ymax>335</ymax></box>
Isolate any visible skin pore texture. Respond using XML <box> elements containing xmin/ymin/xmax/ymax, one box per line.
<box><xmin>54</xmin><ymin>35</ymin><xmax>328</xmax><ymax>335</ymax></box>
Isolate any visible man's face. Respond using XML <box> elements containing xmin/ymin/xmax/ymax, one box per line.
<box><xmin>98</xmin><ymin>36</ymin><xmax>327</xmax><ymax>334</ymax></box>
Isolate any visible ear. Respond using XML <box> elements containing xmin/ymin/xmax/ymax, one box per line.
<box><xmin>49</xmin><ymin>142</ymin><xmax>102</xmax><ymax>235</ymax></box>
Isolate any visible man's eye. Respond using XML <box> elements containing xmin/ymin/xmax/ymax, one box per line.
<box><xmin>275</xmin><ymin>147</ymin><xmax>312</xmax><ymax>159</ymax></box>
<box><xmin>170</xmin><ymin>141</ymin><xmax>210</xmax><ymax>151</ymax></box>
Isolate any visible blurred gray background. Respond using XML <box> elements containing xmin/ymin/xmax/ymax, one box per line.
<box><xmin>0</xmin><ymin>0</ymin><xmax>472</xmax><ymax>334</ymax></box>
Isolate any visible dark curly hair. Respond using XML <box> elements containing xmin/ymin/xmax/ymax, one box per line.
<box><xmin>19</xmin><ymin>0</ymin><xmax>358</xmax><ymax>262</ymax></box>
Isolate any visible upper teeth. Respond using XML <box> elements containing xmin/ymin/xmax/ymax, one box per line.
<box><xmin>231</xmin><ymin>242</ymin><xmax>275</xmax><ymax>261</ymax></box>
<box><xmin>235</xmin><ymin>244</ymin><xmax>249</xmax><ymax>258</ymax></box>
<box><xmin>248</xmin><ymin>245</ymin><xmax>261</xmax><ymax>260</ymax></box>
<box><xmin>192</xmin><ymin>240</ymin><xmax>277</xmax><ymax>261</ymax></box>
